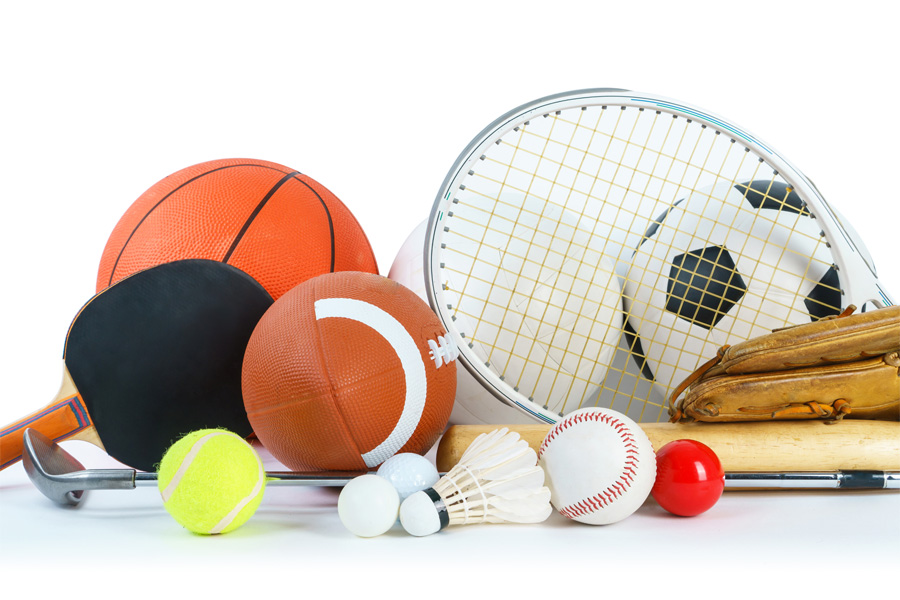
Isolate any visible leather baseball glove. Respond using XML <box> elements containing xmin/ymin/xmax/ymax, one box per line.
<box><xmin>669</xmin><ymin>305</ymin><xmax>900</xmax><ymax>423</ymax></box>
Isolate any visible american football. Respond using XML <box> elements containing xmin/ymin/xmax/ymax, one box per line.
<box><xmin>241</xmin><ymin>271</ymin><xmax>458</xmax><ymax>471</ymax></box>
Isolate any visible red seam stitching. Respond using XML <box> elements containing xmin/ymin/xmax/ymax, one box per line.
<box><xmin>542</xmin><ymin>411</ymin><xmax>643</xmax><ymax>519</ymax></box>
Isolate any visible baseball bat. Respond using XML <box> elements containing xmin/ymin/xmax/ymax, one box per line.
<box><xmin>436</xmin><ymin>420</ymin><xmax>900</xmax><ymax>474</ymax></box>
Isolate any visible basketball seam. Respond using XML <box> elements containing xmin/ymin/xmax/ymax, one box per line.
<box><xmin>222</xmin><ymin>170</ymin><xmax>300</xmax><ymax>263</ymax></box>
<box><xmin>290</xmin><ymin>175</ymin><xmax>336</xmax><ymax>272</ymax></box>
<box><xmin>106</xmin><ymin>162</ymin><xmax>292</xmax><ymax>286</ymax></box>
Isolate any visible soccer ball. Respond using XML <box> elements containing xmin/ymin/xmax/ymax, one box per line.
<box><xmin>622</xmin><ymin>179</ymin><xmax>841</xmax><ymax>400</ymax></box>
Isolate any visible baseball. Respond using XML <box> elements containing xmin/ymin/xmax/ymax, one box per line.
<box><xmin>538</xmin><ymin>407</ymin><xmax>656</xmax><ymax>525</ymax></box>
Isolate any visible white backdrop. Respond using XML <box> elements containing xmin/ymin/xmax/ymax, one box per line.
<box><xmin>1</xmin><ymin>1</ymin><xmax>897</xmax><ymax>597</ymax></box>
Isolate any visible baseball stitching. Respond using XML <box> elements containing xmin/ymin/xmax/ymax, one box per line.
<box><xmin>539</xmin><ymin>410</ymin><xmax>641</xmax><ymax>519</ymax></box>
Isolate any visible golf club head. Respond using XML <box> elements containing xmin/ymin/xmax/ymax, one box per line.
<box><xmin>22</xmin><ymin>428</ymin><xmax>136</xmax><ymax>506</ymax></box>
<box><xmin>22</xmin><ymin>428</ymin><xmax>89</xmax><ymax>506</ymax></box>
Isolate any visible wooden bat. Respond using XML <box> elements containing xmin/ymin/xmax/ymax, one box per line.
<box><xmin>437</xmin><ymin>420</ymin><xmax>900</xmax><ymax>473</ymax></box>
<box><xmin>0</xmin><ymin>259</ymin><xmax>273</xmax><ymax>472</ymax></box>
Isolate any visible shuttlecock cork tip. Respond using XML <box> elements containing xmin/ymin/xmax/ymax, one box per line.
<box><xmin>399</xmin><ymin>488</ymin><xmax>448</xmax><ymax>536</ymax></box>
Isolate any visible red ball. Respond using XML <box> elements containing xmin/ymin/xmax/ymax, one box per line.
<box><xmin>241</xmin><ymin>272</ymin><xmax>458</xmax><ymax>471</ymax></box>
<box><xmin>651</xmin><ymin>439</ymin><xmax>724</xmax><ymax>517</ymax></box>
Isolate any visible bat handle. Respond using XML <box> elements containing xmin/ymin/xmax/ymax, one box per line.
<box><xmin>0</xmin><ymin>393</ymin><xmax>95</xmax><ymax>471</ymax></box>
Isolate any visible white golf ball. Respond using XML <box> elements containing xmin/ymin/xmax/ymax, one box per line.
<box><xmin>337</xmin><ymin>474</ymin><xmax>400</xmax><ymax>537</ymax></box>
<box><xmin>376</xmin><ymin>453</ymin><xmax>440</xmax><ymax>500</ymax></box>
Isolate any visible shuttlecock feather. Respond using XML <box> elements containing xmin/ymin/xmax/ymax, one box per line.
<box><xmin>399</xmin><ymin>428</ymin><xmax>552</xmax><ymax>536</ymax></box>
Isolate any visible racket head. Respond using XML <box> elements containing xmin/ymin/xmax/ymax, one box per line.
<box><xmin>63</xmin><ymin>259</ymin><xmax>273</xmax><ymax>470</ymax></box>
<box><xmin>426</xmin><ymin>89</ymin><xmax>891</xmax><ymax>424</ymax></box>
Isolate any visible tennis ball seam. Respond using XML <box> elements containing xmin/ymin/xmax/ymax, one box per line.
<box><xmin>209</xmin><ymin>455</ymin><xmax>265</xmax><ymax>534</ymax></box>
<box><xmin>160</xmin><ymin>431</ymin><xmax>229</xmax><ymax>502</ymax></box>
<box><xmin>160</xmin><ymin>430</ymin><xmax>265</xmax><ymax>534</ymax></box>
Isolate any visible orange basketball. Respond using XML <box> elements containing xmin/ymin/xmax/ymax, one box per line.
<box><xmin>97</xmin><ymin>158</ymin><xmax>377</xmax><ymax>299</ymax></box>
<box><xmin>242</xmin><ymin>272</ymin><xmax>458</xmax><ymax>471</ymax></box>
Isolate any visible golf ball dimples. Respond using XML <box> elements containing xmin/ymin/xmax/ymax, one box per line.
<box><xmin>376</xmin><ymin>453</ymin><xmax>439</xmax><ymax>500</ymax></box>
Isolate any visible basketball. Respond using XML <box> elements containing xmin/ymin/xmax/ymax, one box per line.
<box><xmin>96</xmin><ymin>158</ymin><xmax>378</xmax><ymax>300</ymax></box>
<box><xmin>241</xmin><ymin>272</ymin><xmax>457</xmax><ymax>471</ymax></box>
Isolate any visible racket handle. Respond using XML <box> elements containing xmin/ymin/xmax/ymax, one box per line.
<box><xmin>0</xmin><ymin>393</ymin><xmax>97</xmax><ymax>471</ymax></box>
<box><xmin>436</xmin><ymin>420</ymin><xmax>900</xmax><ymax>473</ymax></box>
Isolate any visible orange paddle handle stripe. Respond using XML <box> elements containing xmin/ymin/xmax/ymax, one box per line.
<box><xmin>0</xmin><ymin>394</ymin><xmax>92</xmax><ymax>469</ymax></box>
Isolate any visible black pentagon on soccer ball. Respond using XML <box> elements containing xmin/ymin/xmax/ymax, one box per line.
<box><xmin>734</xmin><ymin>180</ymin><xmax>809</xmax><ymax>215</ymax></box>
<box><xmin>666</xmin><ymin>245</ymin><xmax>747</xmax><ymax>330</ymax></box>
<box><xmin>805</xmin><ymin>264</ymin><xmax>842</xmax><ymax>321</ymax></box>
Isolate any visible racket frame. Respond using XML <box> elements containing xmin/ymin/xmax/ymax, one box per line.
<box><xmin>425</xmin><ymin>88</ymin><xmax>892</xmax><ymax>424</ymax></box>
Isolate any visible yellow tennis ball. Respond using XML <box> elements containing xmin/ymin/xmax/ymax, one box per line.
<box><xmin>157</xmin><ymin>429</ymin><xmax>266</xmax><ymax>535</ymax></box>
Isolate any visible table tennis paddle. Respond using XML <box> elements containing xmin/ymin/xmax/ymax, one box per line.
<box><xmin>0</xmin><ymin>259</ymin><xmax>273</xmax><ymax>472</ymax></box>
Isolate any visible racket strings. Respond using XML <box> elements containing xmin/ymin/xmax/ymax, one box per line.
<box><xmin>461</xmin><ymin>109</ymin><xmax>709</xmax><ymax>411</ymax></box>
<box><xmin>437</xmin><ymin>101</ymin><xmax>841</xmax><ymax>421</ymax></box>
<box><xmin>462</xmin><ymin>116</ymin><xmax>563</xmax><ymax>387</ymax></box>
<box><xmin>476</xmin><ymin>109</ymin><xmax>635</xmax><ymax>410</ymax></box>
<box><xmin>624</xmin><ymin>173</ymin><xmax>834</xmax><ymax>381</ymax></box>
<box><xmin>518</xmin><ymin>112</ymin><xmax>748</xmax><ymax>203</ymax></box>
<box><xmin>494</xmin><ymin>111</ymin><xmax>579</xmax><ymax>398</ymax></box>
<box><xmin>500</xmin><ymin>108</ymin><xmax>637</xmax><ymax>405</ymax></box>
<box><xmin>522</xmin><ymin>108</ymin><xmax>628</xmax><ymax>405</ymax></box>
<box><xmin>566</xmin><ymin>108</ymin><xmax>694</xmax><ymax>413</ymax></box>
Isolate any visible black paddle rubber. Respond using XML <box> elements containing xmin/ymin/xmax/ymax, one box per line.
<box><xmin>64</xmin><ymin>259</ymin><xmax>273</xmax><ymax>471</ymax></box>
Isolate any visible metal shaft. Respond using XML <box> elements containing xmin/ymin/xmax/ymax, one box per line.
<box><xmin>22</xmin><ymin>428</ymin><xmax>361</xmax><ymax>506</ymax></box>
<box><xmin>132</xmin><ymin>471</ymin><xmax>358</xmax><ymax>487</ymax></box>
<box><xmin>725</xmin><ymin>471</ymin><xmax>899</xmax><ymax>489</ymax></box>
<box><xmin>22</xmin><ymin>428</ymin><xmax>900</xmax><ymax>508</ymax></box>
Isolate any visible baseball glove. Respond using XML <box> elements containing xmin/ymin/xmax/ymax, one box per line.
<box><xmin>669</xmin><ymin>305</ymin><xmax>900</xmax><ymax>423</ymax></box>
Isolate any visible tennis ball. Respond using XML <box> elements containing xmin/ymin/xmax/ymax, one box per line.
<box><xmin>157</xmin><ymin>429</ymin><xmax>266</xmax><ymax>535</ymax></box>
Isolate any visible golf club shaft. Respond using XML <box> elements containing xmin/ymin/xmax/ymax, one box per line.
<box><xmin>92</xmin><ymin>467</ymin><xmax>900</xmax><ymax>490</ymax></box>
<box><xmin>132</xmin><ymin>470</ymin><xmax>359</xmax><ymax>487</ymax></box>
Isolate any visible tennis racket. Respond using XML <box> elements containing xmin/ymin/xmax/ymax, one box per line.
<box><xmin>425</xmin><ymin>88</ymin><xmax>892</xmax><ymax>425</ymax></box>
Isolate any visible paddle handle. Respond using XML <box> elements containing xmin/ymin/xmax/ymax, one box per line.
<box><xmin>1</xmin><ymin>371</ymin><xmax>101</xmax><ymax>470</ymax></box>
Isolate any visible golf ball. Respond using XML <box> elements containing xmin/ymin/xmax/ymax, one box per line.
<box><xmin>376</xmin><ymin>453</ymin><xmax>440</xmax><ymax>500</ymax></box>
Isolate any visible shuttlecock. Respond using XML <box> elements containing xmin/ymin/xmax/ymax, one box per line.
<box><xmin>399</xmin><ymin>428</ymin><xmax>552</xmax><ymax>536</ymax></box>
